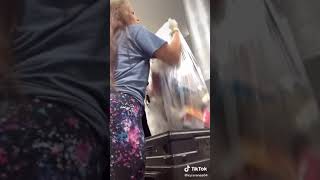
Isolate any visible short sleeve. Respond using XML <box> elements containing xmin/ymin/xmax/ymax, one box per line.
<box><xmin>135</xmin><ymin>25</ymin><xmax>167</xmax><ymax>58</ymax></box>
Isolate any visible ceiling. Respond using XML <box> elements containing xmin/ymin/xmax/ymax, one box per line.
<box><xmin>130</xmin><ymin>0</ymin><xmax>190</xmax><ymax>36</ymax></box>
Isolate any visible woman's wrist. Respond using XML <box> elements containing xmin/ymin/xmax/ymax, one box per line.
<box><xmin>171</xmin><ymin>28</ymin><xmax>179</xmax><ymax>36</ymax></box>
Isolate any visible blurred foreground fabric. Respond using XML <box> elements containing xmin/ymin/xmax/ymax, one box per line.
<box><xmin>212</xmin><ymin>0</ymin><xmax>320</xmax><ymax>179</ymax></box>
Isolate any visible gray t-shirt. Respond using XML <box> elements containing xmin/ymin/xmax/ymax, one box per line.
<box><xmin>114</xmin><ymin>24</ymin><xmax>166</xmax><ymax>105</ymax></box>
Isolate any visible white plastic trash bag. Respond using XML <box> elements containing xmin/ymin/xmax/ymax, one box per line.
<box><xmin>145</xmin><ymin>22</ymin><xmax>210</xmax><ymax>135</ymax></box>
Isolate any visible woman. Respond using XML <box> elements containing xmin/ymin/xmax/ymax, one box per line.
<box><xmin>110</xmin><ymin>0</ymin><xmax>181</xmax><ymax>179</ymax></box>
<box><xmin>0</xmin><ymin>1</ymin><xmax>107</xmax><ymax>179</ymax></box>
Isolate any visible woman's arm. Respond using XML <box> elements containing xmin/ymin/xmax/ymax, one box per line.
<box><xmin>153</xmin><ymin>19</ymin><xmax>181</xmax><ymax>65</ymax></box>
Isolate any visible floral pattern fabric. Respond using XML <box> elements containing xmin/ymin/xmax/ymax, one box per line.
<box><xmin>110</xmin><ymin>92</ymin><xmax>145</xmax><ymax>180</ymax></box>
<box><xmin>0</xmin><ymin>97</ymin><xmax>103</xmax><ymax>180</ymax></box>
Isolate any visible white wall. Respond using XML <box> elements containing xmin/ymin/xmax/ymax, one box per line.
<box><xmin>131</xmin><ymin>0</ymin><xmax>190</xmax><ymax>36</ymax></box>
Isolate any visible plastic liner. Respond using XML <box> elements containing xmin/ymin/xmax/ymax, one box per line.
<box><xmin>145</xmin><ymin>22</ymin><xmax>210</xmax><ymax>136</ymax></box>
<box><xmin>212</xmin><ymin>0</ymin><xmax>320</xmax><ymax>179</ymax></box>
<box><xmin>182</xmin><ymin>0</ymin><xmax>211</xmax><ymax>81</ymax></box>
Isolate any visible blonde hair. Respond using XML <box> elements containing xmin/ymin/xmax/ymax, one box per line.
<box><xmin>110</xmin><ymin>0</ymin><xmax>130</xmax><ymax>88</ymax></box>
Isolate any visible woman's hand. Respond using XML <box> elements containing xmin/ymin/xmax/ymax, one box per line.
<box><xmin>168</xmin><ymin>18</ymin><xmax>179</xmax><ymax>36</ymax></box>
<box><xmin>153</xmin><ymin>18</ymin><xmax>181</xmax><ymax>65</ymax></box>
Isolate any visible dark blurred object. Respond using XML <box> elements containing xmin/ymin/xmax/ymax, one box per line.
<box><xmin>212</xmin><ymin>0</ymin><xmax>320</xmax><ymax>179</ymax></box>
<box><xmin>304</xmin><ymin>57</ymin><xmax>320</xmax><ymax>108</ymax></box>
<box><xmin>276</xmin><ymin>0</ymin><xmax>320</xmax><ymax>107</ymax></box>
<box><xmin>144</xmin><ymin>129</ymin><xmax>210</xmax><ymax>180</ymax></box>
<box><xmin>212</xmin><ymin>0</ymin><xmax>227</xmax><ymax>25</ymax></box>
<box><xmin>142</xmin><ymin>109</ymin><xmax>151</xmax><ymax>137</ymax></box>
<box><xmin>278</xmin><ymin>0</ymin><xmax>320</xmax><ymax>60</ymax></box>
<box><xmin>0</xmin><ymin>0</ymin><xmax>20</xmax><ymax>99</ymax></box>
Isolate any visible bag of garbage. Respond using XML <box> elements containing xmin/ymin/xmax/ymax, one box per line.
<box><xmin>145</xmin><ymin>21</ymin><xmax>210</xmax><ymax>135</ymax></box>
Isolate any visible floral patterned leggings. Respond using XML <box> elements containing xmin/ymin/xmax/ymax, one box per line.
<box><xmin>110</xmin><ymin>92</ymin><xmax>145</xmax><ymax>180</ymax></box>
<box><xmin>0</xmin><ymin>97</ymin><xmax>104</xmax><ymax>180</ymax></box>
